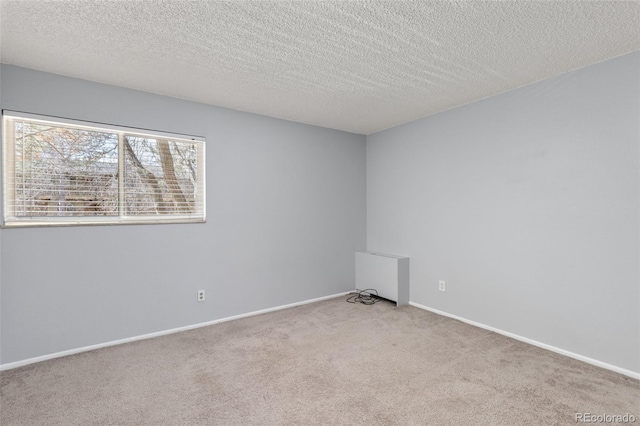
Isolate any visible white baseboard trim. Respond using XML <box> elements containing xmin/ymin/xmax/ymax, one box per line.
<box><xmin>409</xmin><ymin>301</ymin><xmax>640</xmax><ymax>380</ymax></box>
<box><xmin>0</xmin><ymin>291</ymin><xmax>351</xmax><ymax>371</ymax></box>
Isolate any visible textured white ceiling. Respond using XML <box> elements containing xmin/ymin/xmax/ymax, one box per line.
<box><xmin>1</xmin><ymin>1</ymin><xmax>639</xmax><ymax>135</ymax></box>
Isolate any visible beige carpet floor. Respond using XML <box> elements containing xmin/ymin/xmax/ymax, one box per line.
<box><xmin>1</xmin><ymin>296</ymin><xmax>638</xmax><ymax>425</ymax></box>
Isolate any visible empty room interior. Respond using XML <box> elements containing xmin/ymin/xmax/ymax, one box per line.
<box><xmin>0</xmin><ymin>1</ymin><xmax>639</xmax><ymax>425</ymax></box>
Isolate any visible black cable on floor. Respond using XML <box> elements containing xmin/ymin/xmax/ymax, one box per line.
<box><xmin>346</xmin><ymin>288</ymin><xmax>380</xmax><ymax>305</ymax></box>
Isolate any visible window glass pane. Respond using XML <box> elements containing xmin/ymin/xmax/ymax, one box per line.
<box><xmin>124</xmin><ymin>136</ymin><xmax>198</xmax><ymax>215</ymax></box>
<box><xmin>3</xmin><ymin>112</ymin><xmax>205</xmax><ymax>227</ymax></box>
<box><xmin>13</xmin><ymin>121</ymin><xmax>119</xmax><ymax>217</ymax></box>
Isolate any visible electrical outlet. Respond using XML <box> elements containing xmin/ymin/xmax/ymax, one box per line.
<box><xmin>439</xmin><ymin>280</ymin><xmax>446</xmax><ymax>292</ymax></box>
<box><xmin>197</xmin><ymin>290</ymin><xmax>205</xmax><ymax>302</ymax></box>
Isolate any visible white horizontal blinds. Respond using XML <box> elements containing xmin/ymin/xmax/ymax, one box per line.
<box><xmin>124</xmin><ymin>136</ymin><xmax>202</xmax><ymax>216</ymax></box>
<box><xmin>3</xmin><ymin>111</ymin><xmax>206</xmax><ymax>226</ymax></box>
<box><xmin>11</xmin><ymin>119</ymin><xmax>119</xmax><ymax>218</ymax></box>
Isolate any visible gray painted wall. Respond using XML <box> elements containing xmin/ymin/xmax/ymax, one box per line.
<box><xmin>0</xmin><ymin>65</ymin><xmax>367</xmax><ymax>364</ymax></box>
<box><xmin>367</xmin><ymin>52</ymin><xmax>640</xmax><ymax>373</ymax></box>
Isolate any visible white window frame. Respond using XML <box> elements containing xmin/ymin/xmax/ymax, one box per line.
<box><xmin>2</xmin><ymin>111</ymin><xmax>206</xmax><ymax>227</ymax></box>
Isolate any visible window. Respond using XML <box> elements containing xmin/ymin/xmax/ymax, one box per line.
<box><xmin>2</xmin><ymin>111</ymin><xmax>205</xmax><ymax>227</ymax></box>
